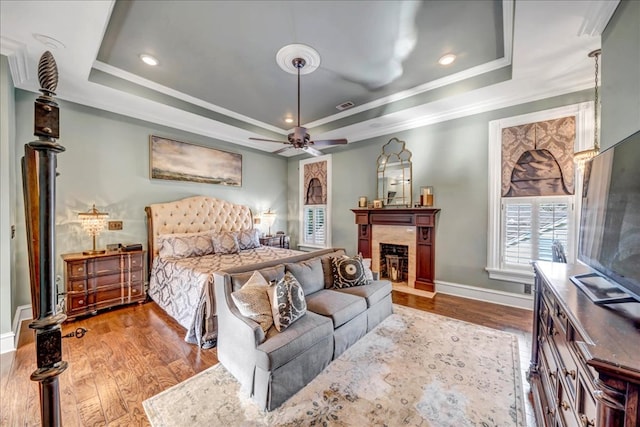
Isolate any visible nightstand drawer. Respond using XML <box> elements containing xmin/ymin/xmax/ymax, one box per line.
<box><xmin>130</xmin><ymin>281</ymin><xmax>145</xmax><ymax>302</ymax></box>
<box><xmin>130</xmin><ymin>270</ymin><xmax>142</xmax><ymax>283</ymax></box>
<box><xmin>68</xmin><ymin>261</ymin><xmax>87</xmax><ymax>278</ymax></box>
<box><xmin>93</xmin><ymin>273</ymin><xmax>122</xmax><ymax>289</ymax></box>
<box><xmin>69</xmin><ymin>280</ymin><xmax>87</xmax><ymax>292</ymax></box>
<box><xmin>129</xmin><ymin>253</ymin><xmax>143</xmax><ymax>270</ymax></box>
<box><xmin>68</xmin><ymin>294</ymin><xmax>89</xmax><ymax>313</ymax></box>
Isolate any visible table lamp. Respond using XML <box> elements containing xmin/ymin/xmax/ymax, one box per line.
<box><xmin>262</xmin><ymin>209</ymin><xmax>276</xmax><ymax>237</ymax></box>
<box><xmin>78</xmin><ymin>204</ymin><xmax>109</xmax><ymax>255</ymax></box>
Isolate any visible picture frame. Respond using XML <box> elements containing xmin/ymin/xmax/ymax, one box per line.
<box><xmin>149</xmin><ymin>135</ymin><xmax>242</xmax><ymax>186</ymax></box>
<box><xmin>373</xmin><ymin>199</ymin><xmax>383</xmax><ymax>209</ymax></box>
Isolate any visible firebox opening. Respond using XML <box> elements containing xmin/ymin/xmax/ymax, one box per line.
<box><xmin>380</xmin><ymin>243</ymin><xmax>409</xmax><ymax>283</ymax></box>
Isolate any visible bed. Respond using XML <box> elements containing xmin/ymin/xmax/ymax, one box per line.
<box><xmin>145</xmin><ymin>196</ymin><xmax>304</xmax><ymax>348</ymax></box>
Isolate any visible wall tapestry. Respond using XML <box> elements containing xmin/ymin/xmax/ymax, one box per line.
<box><xmin>304</xmin><ymin>160</ymin><xmax>327</xmax><ymax>204</ymax></box>
<box><xmin>501</xmin><ymin>116</ymin><xmax>575</xmax><ymax>197</ymax></box>
<box><xmin>150</xmin><ymin>135</ymin><xmax>242</xmax><ymax>186</ymax></box>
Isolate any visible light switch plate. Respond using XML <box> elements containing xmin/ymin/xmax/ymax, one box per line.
<box><xmin>108</xmin><ymin>221</ymin><xmax>123</xmax><ymax>231</ymax></box>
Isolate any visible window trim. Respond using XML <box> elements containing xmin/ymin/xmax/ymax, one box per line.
<box><xmin>299</xmin><ymin>154</ymin><xmax>332</xmax><ymax>249</ymax></box>
<box><xmin>487</xmin><ymin>102</ymin><xmax>593</xmax><ymax>284</ymax></box>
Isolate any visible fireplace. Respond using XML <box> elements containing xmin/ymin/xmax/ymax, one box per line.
<box><xmin>380</xmin><ymin>243</ymin><xmax>409</xmax><ymax>282</ymax></box>
<box><xmin>352</xmin><ymin>208</ymin><xmax>439</xmax><ymax>293</ymax></box>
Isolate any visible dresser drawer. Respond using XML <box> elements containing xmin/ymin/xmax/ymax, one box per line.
<box><xmin>89</xmin><ymin>256</ymin><xmax>121</xmax><ymax>275</ymax></box>
<box><xmin>68</xmin><ymin>261</ymin><xmax>88</xmax><ymax>278</ymax></box>
<box><xmin>93</xmin><ymin>272</ymin><xmax>122</xmax><ymax>289</ymax></box>
<box><xmin>129</xmin><ymin>253</ymin><xmax>143</xmax><ymax>270</ymax></box>
<box><xmin>69</xmin><ymin>279</ymin><xmax>87</xmax><ymax>292</ymax></box>
<box><xmin>68</xmin><ymin>293</ymin><xmax>89</xmax><ymax>313</ymax></box>
<box><xmin>129</xmin><ymin>280</ymin><xmax>145</xmax><ymax>302</ymax></box>
<box><xmin>93</xmin><ymin>286</ymin><xmax>123</xmax><ymax>307</ymax></box>
<box><xmin>130</xmin><ymin>269</ymin><xmax>143</xmax><ymax>284</ymax></box>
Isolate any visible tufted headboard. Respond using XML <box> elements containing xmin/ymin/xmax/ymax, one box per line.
<box><xmin>145</xmin><ymin>196</ymin><xmax>254</xmax><ymax>267</ymax></box>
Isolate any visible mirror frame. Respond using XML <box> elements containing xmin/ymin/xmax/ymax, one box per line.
<box><xmin>376</xmin><ymin>137</ymin><xmax>412</xmax><ymax>207</ymax></box>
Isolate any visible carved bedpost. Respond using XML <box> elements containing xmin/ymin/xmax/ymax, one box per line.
<box><xmin>22</xmin><ymin>50</ymin><xmax>67</xmax><ymax>427</ymax></box>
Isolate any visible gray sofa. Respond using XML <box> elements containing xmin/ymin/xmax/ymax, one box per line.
<box><xmin>213</xmin><ymin>248</ymin><xmax>393</xmax><ymax>411</ymax></box>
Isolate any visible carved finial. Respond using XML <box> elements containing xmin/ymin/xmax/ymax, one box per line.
<box><xmin>37</xmin><ymin>51</ymin><xmax>58</xmax><ymax>96</ymax></box>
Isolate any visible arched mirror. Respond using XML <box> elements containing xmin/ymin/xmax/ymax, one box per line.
<box><xmin>377</xmin><ymin>138</ymin><xmax>412</xmax><ymax>207</ymax></box>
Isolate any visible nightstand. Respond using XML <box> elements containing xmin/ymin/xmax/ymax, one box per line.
<box><xmin>259</xmin><ymin>234</ymin><xmax>289</xmax><ymax>249</ymax></box>
<box><xmin>62</xmin><ymin>249</ymin><xmax>145</xmax><ymax>320</ymax></box>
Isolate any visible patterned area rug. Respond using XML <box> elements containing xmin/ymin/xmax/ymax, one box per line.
<box><xmin>144</xmin><ymin>305</ymin><xmax>526</xmax><ymax>426</ymax></box>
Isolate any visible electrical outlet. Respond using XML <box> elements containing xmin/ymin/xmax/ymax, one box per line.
<box><xmin>108</xmin><ymin>221</ymin><xmax>123</xmax><ymax>231</ymax></box>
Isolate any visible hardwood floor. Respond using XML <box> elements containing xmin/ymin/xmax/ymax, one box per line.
<box><xmin>1</xmin><ymin>292</ymin><xmax>533</xmax><ymax>426</ymax></box>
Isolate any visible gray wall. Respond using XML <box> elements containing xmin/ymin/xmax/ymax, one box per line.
<box><xmin>1</xmin><ymin>56</ymin><xmax>16</xmax><ymax>337</ymax></box>
<box><xmin>11</xmin><ymin>89</ymin><xmax>289</xmax><ymax>312</ymax></box>
<box><xmin>289</xmin><ymin>90</ymin><xmax>592</xmax><ymax>294</ymax></box>
<box><xmin>601</xmin><ymin>0</ymin><xmax>640</xmax><ymax>148</ymax></box>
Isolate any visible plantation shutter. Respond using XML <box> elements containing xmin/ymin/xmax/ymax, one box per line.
<box><xmin>502</xmin><ymin>197</ymin><xmax>572</xmax><ymax>268</ymax></box>
<box><xmin>304</xmin><ymin>206</ymin><xmax>326</xmax><ymax>245</ymax></box>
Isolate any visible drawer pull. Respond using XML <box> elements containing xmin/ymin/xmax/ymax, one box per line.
<box><xmin>560</xmin><ymin>401</ymin><xmax>570</xmax><ymax>411</ymax></box>
<box><xmin>78</xmin><ymin>299</ymin><xmax>84</xmax><ymax>305</ymax></box>
<box><xmin>580</xmin><ymin>414</ymin><xmax>595</xmax><ymax>427</ymax></box>
<box><xmin>545</xmin><ymin>406</ymin><xmax>555</xmax><ymax>416</ymax></box>
<box><xmin>77</xmin><ymin>267</ymin><xmax>84</xmax><ymax>272</ymax></box>
<box><xmin>132</xmin><ymin>288</ymin><xmax>139</xmax><ymax>293</ymax></box>
<box><xmin>563</xmin><ymin>368</ymin><xmax>576</xmax><ymax>380</ymax></box>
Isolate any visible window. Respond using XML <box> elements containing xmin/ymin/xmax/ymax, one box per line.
<box><xmin>502</xmin><ymin>197</ymin><xmax>573</xmax><ymax>269</ymax></box>
<box><xmin>487</xmin><ymin>103</ymin><xmax>593</xmax><ymax>284</ymax></box>
<box><xmin>299</xmin><ymin>155</ymin><xmax>332</xmax><ymax>249</ymax></box>
<box><xmin>304</xmin><ymin>206</ymin><xmax>326</xmax><ymax>246</ymax></box>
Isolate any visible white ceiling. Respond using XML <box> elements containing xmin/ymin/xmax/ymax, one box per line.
<box><xmin>0</xmin><ymin>0</ymin><xmax>618</xmax><ymax>156</ymax></box>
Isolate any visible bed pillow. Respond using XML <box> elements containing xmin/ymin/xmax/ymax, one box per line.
<box><xmin>285</xmin><ymin>257</ymin><xmax>325</xmax><ymax>295</ymax></box>
<box><xmin>267</xmin><ymin>272</ymin><xmax>307</xmax><ymax>332</ymax></box>
<box><xmin>237</xmin><ymin>228</ymin><xmax>261</xmax><ymax>250</ymax></box>
<box><xmin>157</xmin><ymin>231</ymin><xmax>215</xmax><ymax>259</ymax></box>
<box><xmin>231</xmin><ymin>271</ymin><xmax>273</xmax><ymax>334</ymax></box>
<box><xmin>331</xmin><ymin>255</ymin><xmax>368</xmax><ymax>288</ymax></box>
<box><xmin>212</xmin><ymin>231</ymin><xmax>240</xmax><ymax>254</ymax></box>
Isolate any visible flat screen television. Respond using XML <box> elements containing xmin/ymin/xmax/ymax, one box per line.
<box><xmin>572</xmin><ymin>130</ymin><xmax>640</xmax><ymax>305</ymax></box>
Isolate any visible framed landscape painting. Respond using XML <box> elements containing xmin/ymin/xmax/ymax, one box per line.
<box><xmin>150</xmin><ymin>135</ymin><xmax>242</xmax><ymax>186</ymax></box>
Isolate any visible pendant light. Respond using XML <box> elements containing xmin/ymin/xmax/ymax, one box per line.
<box><xmin>574</xmin><ymin>49</ymin><xmax>601</xmax><ymax>170</ymax></box>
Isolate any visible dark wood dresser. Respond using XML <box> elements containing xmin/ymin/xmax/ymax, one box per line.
<box><xmin>62</xmin><ymin>249</ymin><xmax>145</xmax><ymax>319</ymax></box>
<box><xmin>529</xmin><ymin>261</ymin><xmax>640</xmax><ymax>427</ymax></box>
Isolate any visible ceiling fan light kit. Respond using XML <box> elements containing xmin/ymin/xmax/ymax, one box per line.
<box><xmin>250</xmin><ymin>44</ymin><xmax>348</xmax><ymax>156</ymax></box>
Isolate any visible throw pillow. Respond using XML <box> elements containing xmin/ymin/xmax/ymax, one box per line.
<box><xmin>212</xmin><ymin>231</ymin><xmax>240</xmax><ymax>254</ymax></box>
<box><xmin>267</xmin><ymin>272</ymin><xmax>307</xmax><ymax>332</ymax></box>
<box><xmin>361</xmin><ymin>257</ymin><xmax>375</xmax><ymax>281</ymax></box>
<box><xmin>157</xmin><ymin>231</ymin><xmax>215</xmax><ymax>259</ymax></box>
<box><xmin>231</xmin><ymin>271</ymin><xmax>273</xmax><ymax>334</ymax></box>
<box><xmin>331</xmin><ymin>255</ymin><xmax>368</xmax><ymax>288</ymax></box>
<box><xmin>237</xmin><ymin>228</ymin><xmax>261</xmax><ymax>250</ymax></box>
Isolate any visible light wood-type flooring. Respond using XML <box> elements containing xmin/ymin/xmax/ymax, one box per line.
<box><xmin>1</xmin><ymin>292</ymin><xmax>534</xmax><ymax>426</ymax></box>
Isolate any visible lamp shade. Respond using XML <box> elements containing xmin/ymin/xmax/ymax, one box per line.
<box><xmin>262</xmin><ymin>209</ymin><xmax>276</xmax><ymax>236</ymax></box>
<box><xmin>78</xmin><ymin>204</ymin><xmax>108</xmax><ymax>254</ymax></box>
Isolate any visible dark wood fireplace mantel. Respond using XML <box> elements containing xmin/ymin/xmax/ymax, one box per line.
<box><xmin>352</xmin><ymin>208</ymin><xmax>440</xmax><ymax>291</ymax></box>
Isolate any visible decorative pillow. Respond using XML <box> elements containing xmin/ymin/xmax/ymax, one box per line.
<box><xmin>331</xmin><ymin>255</ymin><xmax>368</xmax><ymax>288</ymax></box>
<box><xmin>267</xmin><ymin>272</ymin><xmax>307</xmax><ymax>332</ymax></box>
<box><xmin>157</xmin><ymin>231</ymin><xmax>215</xmax><ymax>259</ymax></box>
<box><xmin>212</xmin><ymin>231</ymin><xmax>240</xmax><ymax>254</ymax></box>
<box><xmin>320</xmin><ymin>249</ymin><xmax>346</xmax><ymax>289</ymax></box>
<box><xmin>237</xmin><ymin>228</ymin><xmax>261</xmax><ymax>250</ymax></box>
<box><xmin>361</xmin><ymin>257</ymin><xmax>375</xmax><ymax>281</ymax></box>
<box><xmin>231</xmin><ymin>271</ymin><xmax>273</xmax><ymax>334</ymax></box>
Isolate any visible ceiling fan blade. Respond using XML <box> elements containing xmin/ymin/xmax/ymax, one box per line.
<box><xmin>311</xmin><ymin>138</ymin><xmax>348</xmax><ymax>147</ymax></box>
<box><xmin>303</xmin><ymin>146</ymin><xmax>323</xmax><ymax>157</ymax></box>
<box><xmin>272</xmin><ymin>146</ymin><xmax>293</xmax><ymax>155</ymax></box>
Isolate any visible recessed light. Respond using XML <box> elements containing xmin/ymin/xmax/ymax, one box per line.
<box><xmin>438</xmin><ymin>53</ymin><xmax>456</xmax><ymax>66</ymax></box>
<box><xmin>140</xmin><ymin>54</ymin><xmax>159</xmax><ymax>66</ymax></box>
<box><xmin>284</xmin><ymin>117</ymin><xmax>294</xmax><ymax>124</ymax></box>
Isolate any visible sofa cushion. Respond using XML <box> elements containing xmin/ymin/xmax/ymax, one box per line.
<box><xmin>230</xmin><ymin>271</ymin><xmax>273</xmax><ymax>334</ymax></box>
<box><xmin>230</xmin><ymin>264</ymin><xmax>285</xmax><ymax>292</ymax></box>
<box><xmin>319</xmin><ymin>249</ymin><xmax>346</xmax><ymax>289</ymax></box>
<box><xmin>285</xmin><ymin>258</ymin><xmax>324</xmax><ymax>295</ymax></box>
<box><xmin>256</xmin><ymin>311</ymin><xmax>333</xmax><ymax>371</ymax></box>
<box><xmin>333</xmin><ymin>280</ymin><xmax>392</xmax><ymax>308</ymax></box>
<box><xmin>268</xmin><ymin>272</ymin><xmax>307</xmax><ymax>332</ymax></box>
<box><xmin>305</xmin><ymin>289</ymin><xmax>367</xmax><ymax>328</ymax></box>
<box><xmin>331</xmin><ymin>255</ymin><xmax>368</xmax><ymax>288</ymax></box>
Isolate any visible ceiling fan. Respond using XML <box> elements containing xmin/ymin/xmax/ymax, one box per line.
<box><xmin>250</xmin><ymin>57</ymin><xmax>348</xmax><ymax>156</ymax></box>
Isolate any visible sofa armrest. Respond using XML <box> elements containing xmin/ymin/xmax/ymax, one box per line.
<box><xmin>214</xmin><ymin>272</ymin><xmax>265</xmax><ymax>346</ymax></box>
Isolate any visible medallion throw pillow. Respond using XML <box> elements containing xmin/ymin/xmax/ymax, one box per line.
<box><xmin>230</xmin><ymin>271</ymin><xmax>273</xmax><ymax>334</ymax></box>
<box><xmin>268</xmin><ymin>272</ymin><xmax>307</xmax><ymax>331</ymax></box>
<box><xmin>331</xmin><ymin>255</ymin><xmax>368</xmax><ymax>288</ymax></box>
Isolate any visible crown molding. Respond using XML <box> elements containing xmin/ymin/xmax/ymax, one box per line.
<box><xmin>0</xmin><ymin>36</ymin><xmax>30</xmax><ymax>85</ymax></box>
<box><xmin>577</xmin><ymin>0</ymin><xmax>619</xmax><ymax>37</ymax></box>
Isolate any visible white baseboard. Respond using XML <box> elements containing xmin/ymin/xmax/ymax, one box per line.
<box><xmin>7</xmin><ymin>304</ymin><xmax>33</xmax><ymax>353</ymax></box>
<box><xmin>0</xmin><ymin>332</ymin><xmax>15</xmax><ymax>354</ymax></box>
<box><xmin>436</xmin><ymin>280</ymin><xmax>534</xmax><ymax>310</ymax></box>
